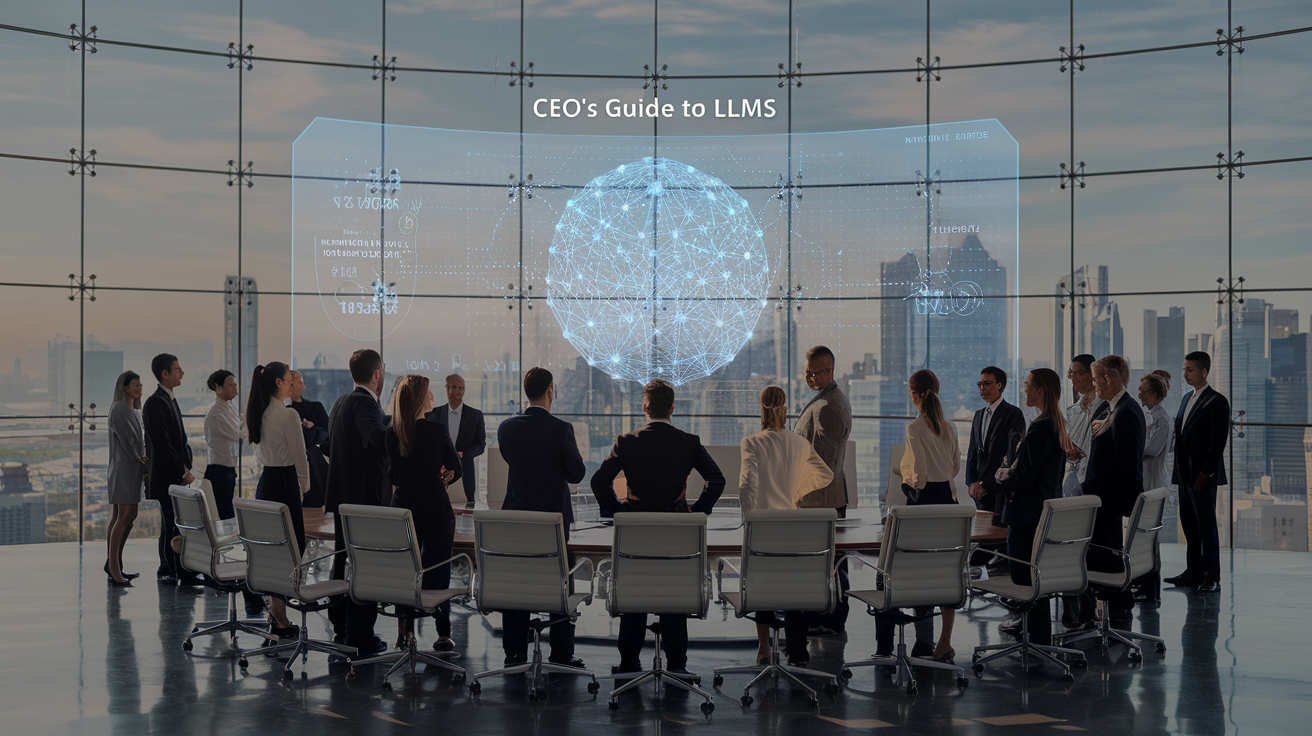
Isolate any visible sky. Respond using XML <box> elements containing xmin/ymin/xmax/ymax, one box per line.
<box><xmin>0</xmin><ymin>0</ymin><xmax>1309</xmax><ymax>406</ymax></box>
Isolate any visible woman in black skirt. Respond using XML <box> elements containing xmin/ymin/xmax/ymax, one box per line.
<box><xmin>386</xmin><ymin>374</ymin><xmax>462</xmax><ymax>654</ymax></box>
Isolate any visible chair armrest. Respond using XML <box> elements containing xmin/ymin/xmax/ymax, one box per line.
<box><xmin>981</xmin><ymin>549</ymin><xmax>1030</xmax><ymax>566</ymax></box>
<box><xmin>301</xmin><ymin>548</ymin><xmax>346</xmax><ymax>568</ymax></box>
<box><xmin>1088</xmin><ymin>543</ymin><xmax>1129</xmax><ymax>562</ymax></box>
<box><xmin>422</xmin><ymin>552</ymin><xmax>473</xmax><ymax>576</ymax></box>
<box><xmin>568</xmin><ymin>557</ymin><xmax>596</xmax><ymax>605</ymax></box>
<box><xmin>715</xmin><ymin>558</ymin><xmax>741</xmax><ymax>603</ymax></box>
<box><xmin>840</xmin><ymin>553</ymin><xmax>881</xmax><ymax>575</ymax></box>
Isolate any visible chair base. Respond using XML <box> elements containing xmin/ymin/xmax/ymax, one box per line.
<box><xmin>350</xmin><ymin>633</ymin><xmax>466</xmax><ymax>690</ymax></box>
<box><xmin>182</xmin><ymin>589</ymin><xmax>277</xmax><ymax>653</ymax></box>
<box><xmin>608</xmin><ymin>630</ymin><xmax>714</xmax><ymax>713</ymax></box>
<box><xmin>713</xmin><ymin>628</ymin><xmax>839</xmax><ymax>707</ymax></box>
<box><xmin>238</xmin><ymin>607</ymin><xmax>357</xmax><ymax>677</ymax></box>
<box><xmin>971</xmin><ymin>608</ymin><xmax>1086</xmax><ymax>681</ymax></box>
<box><xmin>1054</xmin><ymin>612</ymin><xmax>1166</xmax><ymax>662</ymax></box>
<box><xmin>842</xmin><ymin>639</ymin><xmax>967</xmax><ymax>694</ymax></box>
<box><xmin>470</xmin><ymin>617</ymin><xmax>598</xmax><ymax>700</ymax></box>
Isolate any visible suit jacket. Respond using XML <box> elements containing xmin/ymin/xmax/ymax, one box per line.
<box><xmin>291</xmin><ymin>398</ymin><xmax>331</xmax><ymax>451</ymax></box>
<box><xmin>997</xmin><ymin>416</ymin><xmax>1065</xmax><ymax>527</ymax></box>
<box><xmin>387</xmin><ymin>419</ymin><xmax>461</xmax><ymax>510</ymax></box>
<box><xmin>427</xmin><ymin>403</ymin><xmax>486</xmax><ymax>496</ymax></box>
<box><xmin>497</xmin><ymin>406</ymin><xmax>586</xmax><ymax>526</ymax></box>
<box><xmin>324</xmin><ymin>387</ymin><xmax>389</xmax><ymax>513</ymax></box>
<box><xmin>143</xmin><ymin>387</ymin><xmax>192</xmax><ymax>500</ymax></box>
<box><xmin>1081</xmin><ymin>392</ymin><xmax>1146</xmax><ymax>517</ymax></box>
<box><xmin>107</xmin><ymin>400</ymin><xmax>147</xmax><ymax>502</ymax></box>
<box><xmin>794</xmin><ymin>382</ymin><xmax>851</xmax><ymax>509</ymax></box>
<box><xmin>965</xmin><ymin>399</ymin><xmax>1025</xmax><ymax>523</ymax></box>
<box><xmin>591</xmin><ymin>421</ymin><xmax>725</xmax><ymax>518</ymax></box>
<box><xmin>1172</xmin><ymin>386</ymin><xmax>1229</xmax><ymax>488</ymax></box>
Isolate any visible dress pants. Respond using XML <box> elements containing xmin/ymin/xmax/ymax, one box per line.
<box><xmin>1178</xmin><ymin>479</ymin><xmax>1221</xmax><ymax>583</ymax></box>
<box><xmin>1083</xmin><ymin>506</ymin><xmax>1133</xmax><ymax>619</ymax></box>
<box><xmin>813</xmin><ymin>504</ymin><xmax>850</xmax><ymax>632</ymax></box>
<box><xmin>1007</xmin><ymin>521</ymin><xmax>1051</xmax><ymax>645</ymax></box>
<box><xmin>328</xmin><ymin>513</ymin><xmax>378</xmax><ymax>646</ymax></box>
<box><xmin>757</xmin><ymin>612</ymin><xmax>810</xmax><ymax>661</ymax></box>
<box><xmin>256</xmin><ymin>466</ymin><xmax>304</xmax><ymax>552</ymax></box>
<box><xmin>391</xmin><ymin>492</ymin><xmax>455</xmax><ymax>638</ymax></box>
<box><xmin>618</xmin><ymin>614</ymin><xmax>688</xmax><ymax>670</ymax></box>
<box><xmin>874</xmin><ymin>481</ymin><xmax>953</xmax><ymax>653</ymax></box>
<box><xmin>156</xmin><ymin>490</ymin><xmax>182</xmax><ymax>577</ymax></box>
<box><xmin>501</xmin><ymin>548</ymin><xmax>576</xmax><ymax>662</ymax></box>
<box><xmin>204</xmin><ymin>464</ymin><xmax>237</xmax><ymax>520</ymax></box>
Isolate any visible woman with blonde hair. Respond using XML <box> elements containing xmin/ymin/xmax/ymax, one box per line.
<box><xmin>106</xmin><ymin>371</ymin><xmax>147</xmax><ymax>586</ymax></box>
<box><xmin>387</xmin><ymin>374</ymin><xmax>463</xmax><ymax>654</ymax></box>
<box><xmin>1133</xmin><ymin>369</ymin><xmax>1173</xmax><ymax>603</ymax></box>
<box><xmin>738</xmin><ymin>384</ymin><xmax>833</xmax><ymax>665</ymax></box>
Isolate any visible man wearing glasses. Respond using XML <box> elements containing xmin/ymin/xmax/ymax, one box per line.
<box><xmin>1060</xmin><ymin>354</ymin><xmax>1099</xmax><ymax>498</ymax></box>
<box><xmin>965</xmin><ymin>366</ymin><xmax>1025</xmax><ymax>528</ymax></box>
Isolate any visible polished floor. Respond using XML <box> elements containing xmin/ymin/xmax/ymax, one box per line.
<box><xmin>2</xmin><ymin>540</ymin><xmax>1308</xmax><ymax>736</ymax></box>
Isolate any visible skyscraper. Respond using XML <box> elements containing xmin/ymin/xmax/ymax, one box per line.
<box><xmin>1269</xmin><ymin>332</ymin><xmax>1311</xmax><ymax>499</ymax></box>
<box><xmin>224</xmin><ymin>275</ymin><xmax>258</xmax><ymax>395</ymax></box>
<box><xmin>1055</xmin><ymin>264</ymin><xmax>1123</xmax><ymax>370</ymax></box>
<box><xmin>47</xmin><ymin>337</ymin><xmax>123</xmax><ymax>416</ymax></box>
<box><xmin>1212</xmin><ymin>299</ymin><xmax>1272</xmax><ymax>496</ymax></box>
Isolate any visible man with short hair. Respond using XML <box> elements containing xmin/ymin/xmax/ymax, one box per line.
<box><xmin>497</xmin><ymin>367</ymin><xmax>587</xmax><ymax>668</ymax></box>
<box><xmin>591</xmin><ymin>379</ymin><xmax>725</xmax><ymax>677</ymax></box>
<box><xmin>427</xmin><ymin>374</ymin><xmax>486</xmax><ymax>508</ymax></box>
<box><xmin>1061</xmin><ymin>354</ymin><xmax>1098</xmax><ymax>498</ymax></box>
<box><xmin>966</xmin><ymin>366</ymin><xmax>1026</xmax><ymax>525</ymax></box>
<box><xmin>324</xmin><ymin>349</ymin><xmax>389</xmax><ymax>655</ymax></box>
<box><xmin>143</xmin><ymin>353</ymin><xmax>196</xmax><ymax>585</ymax></box>
<box><xmin>288</xmin><ymin>370</ymin><xmax>331</xmax><ymax>509</ymax></box>
<box><xmin>1164</xmin><ymin>351</ymin><xmax>1229</xmax><ymax>593</ymax></box>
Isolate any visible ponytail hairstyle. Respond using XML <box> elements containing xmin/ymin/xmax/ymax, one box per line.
<box><xmin>1029</xmin><ymin>368</ymin><xmax>1069</xmax><ymax>447</ymax></box>
<box><xmin>389</xmin><ymin>374</ymin><xmax>431</xmax><ymax>458</ymax></box>
<box><xmin>112</xmin><ymin>370</ymin><xmax>142</xmax><ymax>410</ymax></box>
<box><xmin>246</xmin><ymin>361</ymin><xmax>289</xmax><ymax>445</ymax></box>
<box><xmin>909</xmin><ymin>369</ymin><xmax>947</xmax><ymax>437</ymax></box>
<box><xmin>759</xmin><ymin>385</ymin><xmax>788</xmax><ymax>430</ymax></box>
<box><xmin>1141</xmin><ymin>369</ymin><xmax>1171</xmax><ymax>401</ymax></box>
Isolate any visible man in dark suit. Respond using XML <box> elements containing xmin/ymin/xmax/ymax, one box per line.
<box><xmin>1165</xmin><ymin>351</ymin><xmax>1230</xmax><ymax>593</ymax></box>
<box><xmin>497</xmin><ymin>367</ymin><xmax>588</xmax><ymax>668</ymax></box>
<box><xmin>1078</xmin><ymin>355</ymin><xmax>1145</xmax><ymax>628</ymax></box>
<box><xmin>591</xmin><ymin>379</ymin><xmax>725</xmax><ymax>677</ymax></box>
<box><xmin>289</xmin><ymin>370</ymin><xmax>331</xmax><ymax>509</ymax></box>
<box><xmin>426</xmin><ymin>374</ymin><xmax>486</xmax><ymax>508</ymax></box>
<box><xmin>966</xmin><ymin>366</ymin><xmax>1027</xmax><ymax>527</ymax></box>
<box><xmin>143</xmin><ymin>353</ymin><xmax>197</xmax><ymax>585</ymax></box>
<box><xmin>324</xmin><ymin>349</ymin><xmax>389</xmax><ymax>656</ymax></box>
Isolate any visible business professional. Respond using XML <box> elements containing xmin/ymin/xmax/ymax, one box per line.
<box><xmin>591</xmin><ymin>379</ymin><xmax>725</xmax><ymax>677</ymax></box>
<box><xmin>202</xmin><ymin>369</ymin><xmax>245</xmax><ymax>520</ymax></box>
<box><xmin>288</xmin><ymin>370</ymin><xmax>331</xmax><ymax>509</ymax></box>
<box><xmin>498</xmin><ymin>366</ymin><xmax>588</xmax><ymax>668</ymax></box>
<box><xmin>967</xmin><ymin>366</ymin><xmax>1026</xmax><ymax>528</ymax></box>
<box><xmin>324</xmin><ymin>349</ymin><xmax>390</xmax><ymax>656</ymax></box>
<box><xmin>1165</xmin><ymin>352</ymin><xmax>1229</xmax><ymax>594</ymax></box>
<box><xmin>739</xmin><ymin>384</ymin><xmax>833</xmax><ymax>665</ymax></box>
<box><xmin>1133</xmin><ymin>369</ymin><xmax>1174</xmax><ymax>602</ymax></box>
<box><xmin>1077</xmin><ymin>355</ymin><xmax>1145</xmax><ymax>629</ymax></box>
<box><xmin>427</xmin><ymin>374</ymin><xmax>486</xmax><ymax>508</ymax></box>
<box><xmin>994</xmin><ymin>369</ymin><xmax>1069</xmax><ymax>648</ymax></box>
<box><xmin>247</xmin><ymin>361</ymin><xmax>310</xmax><ymax>639</ymax></box>
<box><xmin>879</xmin><ymin>370</ymin><xmax>961</xmax><ymax>662</ymax></box>
<box><xmin>1061</xmin><ymin>354</ymin><xmax>1098</xmax><ymax>498</ymax></box>
<box><xmin>142</xmin><ymin>353</ymin><xmax>196</xmax><ymax>586</ymax></box>
<box><xmin>387</xmin><ymin>375</ymin><xmax>462</xmax><ymax>654</ymax></box>
<box><xmin>106</xmin><ymin>371</ymin><xmax>147</xmax><ymax>586</ymax></box>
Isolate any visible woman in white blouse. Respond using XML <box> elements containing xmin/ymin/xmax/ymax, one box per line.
<box><xmin>738</xmin><ymin>385</ymin><xmax>833</xmax><ymax>664</ymax></box>
<box><xmin>882</xmin><ymin>369</ymin><xmax>961</xmax><ymax>662</ymax></box>
<box><xmin>246</xmin><ymin>361</ymin><xmax>310</xmax><ymax>639</ymax></box>
<box><xmin>1134</xmin><ymin>369</ymin><xmax>1173</xmax><ymax>603</ymax></box>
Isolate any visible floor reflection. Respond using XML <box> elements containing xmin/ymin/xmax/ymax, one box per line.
<box><xmin>1176</xmin><ymin>591</ymin><xmax>1225</xmax><ymax>736</ymax></box>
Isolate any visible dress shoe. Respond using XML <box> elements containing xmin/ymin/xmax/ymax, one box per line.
<box><xmin>611</xmin><ymin>662</ymin><xmax>642</xmax><ymax>680</ymax></box>
<box><xmin>104</xmin><ymin>562</ymin><xmax>139</xmax><ymax>580</ymax></box>
<box><xmin>548</xmin><ymin>656</ymin><xmax>586</xmax><ymax>669</ymax></box>
<box><xmin>157</xmin><ymin>574</ymin><xmax>179</xmax><ymax>585</ymax></box>
<box><xmin>177</xmin><ymin>574</ymin><xmax>205</xmax><ymax>588</ymax></box>
<box><xmin>432</xmin><ymin>636</ymin><xmax>456</xmax><ymax>652</ymax></box>
<box><xmin>910</xmin><ymin>641</ymin><xmax>935</xmax><ymax>658</ymax></box>
<box><xmin>787</xmin><ymin>655</ymin><xmax>811</xmax><ymax>667</ymax></box>
<box><xmin>1109</xmin><ymin>614</ymin><xmax>1133</xmax><ymax>630</ymax></box>
<box><xmin>1164</xmin><ymin>572</ymin><xmax>1199</xmax><ymax>587</ymax></box>
<box><xmin>347</xmin><ymin>636</ymin><xmax>388</xmax><ymax>658</ymax></box>
<box><xmin>503</xmin><ymin>654</ymin><xmax>528</xmax><ymax>667</ymax></box>
<box><xmin>271</xmin><ymin>623</ymin><xmax>301</xmax><ymax>639</ymax></box>
<box><xmin>107</xmin><ymin>576</ymin><xmax>133</xmax><ymax>588</ymax></box>
<box><xmin>667</xmin><ymin>667</ymin><xmax>698</xmax><ymax>681</ymax></box>
<box><xmin>1195</xmin><ymin>580</ymin><xmax>1221</xmax><ymax>593</ymax></box>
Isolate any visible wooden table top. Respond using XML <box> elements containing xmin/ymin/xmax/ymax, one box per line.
<box><xmin>303</xmin><ymin>506</ymin><xmax>1006</xmax><ymax>554</ymax></box>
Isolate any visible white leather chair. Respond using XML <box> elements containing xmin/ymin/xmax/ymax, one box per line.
<box><xmin>337</xmin><ymin>503</ymin><xmax>471</xmax><ymax>690</ymax></box>
<box><xmin>840</xmin><ymin>504</ymin><xmax>976</xmax><ymax>694</ymax></box>
<box><xmin>712</xmin><ymin>509</ymin><xmax>842</xmax><ymax>708</ymax></box>
<box><xmin>970</xmin><ymin>496</ymin><xmax>1101</xmax><ymax>681</ymax></box>
<box><xmin>467</xmin><ymin>510</ymin><xmax>599</xmax><ymax>699</ymax></box>
<box><xmin>597</xmin><ymin>512</ymin><xmax>715</xmax><ymax>715</ymax></box>
<box><xmin>232</xmin><ymin>498</ymin><xmax>358</xmax><ymax>678</ymax></box>
<box><xmin>1054</xmin><ymin>487</ymin><xmax>1170</xmax><ymax>661</ymax></box>
<box><xmin>170</xmin><ymin>484</ymin><xmax>277</xmax><ymax>653</ymax></box>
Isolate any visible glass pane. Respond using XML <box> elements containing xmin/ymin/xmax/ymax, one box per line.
<box><xmin>798</xmin><ymin>0</ymin><xmax>924</xmax><ymax>72</ymax></box>
<box><xmin>933</xmin><ymin>0</ymin><xmax>1068</xmax><ymax>66</ymax></box>
<box><xmin>0</xmin><ymin>17</ymin><xmax>80</xmax><ymax>152</ymax></box>
<box><xmin>1231</xmin><ymin>162</ymin><xmax>1312</xmax><ymax>291</ymax></box>
<box><xmin>657</xmin><ymin>0</ymin><xmax>788</xmax><ymax>77</ymax></box>
<box><xmin>525</xmin><ymin>0</ymin><xmax>650</xmax><ymax>78</ymax></box>
<box><xmin>387</xmin><ymin>0</ymin><xmax>516</xmax><ymax>72</ymax></box>
<box><xmin>790</xmin><ymin>74</ymin><xmax>926</xmax><ymax>134</ymax></box>
<box><xmin>930</xmin><ymin>65</ymin><xmax>1068</xmax><ymax>176</ymax></box>
<box><xmin>86</xmin><ymin>0</ymin><xmax>237</xmax><ymax>51</ymax></box>
<box><xmin>1077</xmin><ymin>0</ymin><xmax>1226</xmax><ymax>53</ymax></box>
<box><xmin>0</xmin><ymin>417</ymin><xmax>78</xmax><ymax>544</ymax></box>
<box><xmin>242</xmin><ymin>67</ymin><xmax>382</xmax><ymax>180</ymax></box>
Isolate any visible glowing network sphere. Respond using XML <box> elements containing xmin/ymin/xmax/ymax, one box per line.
<box><xmin>546</xmin><ymin>157</ymin><xmax>770</xmax><ymax>385</ymax></box>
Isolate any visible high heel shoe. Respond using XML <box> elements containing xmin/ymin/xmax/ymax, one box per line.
<box><xmin>104</xmin><ymin>562</ymin><xmax>140</xmax><ymax>580</ymax></box>
<box><xmin>931</xmin><ymin>646</ymin><xmax>955</xmax><ymax>663</ymax></box>
<box><xmin>107</xmin><ymin>576</ymin><xmax>133</xmax><ymax>588</ymax></box>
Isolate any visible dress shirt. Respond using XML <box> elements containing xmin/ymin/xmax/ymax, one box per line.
<box><xmin>157</xmin><ymin>383</ymin><xmax>175</xmax><ymax>400</ymax></box>
<box><xmin>253</xmin><ymin>398</ymin><xmax>311</xmax><ymax>495</ymax></box>
<box><xmin>354</xmin><ymin>383</ymin><xmax>379</xmax><ymax>403</ymax></box>
<box><xmin>1063</xmin><ymin>392</ymin><xmax>1097</xmax><ymax>483</ymax></box>
<box><xmin>738</xmin><ymin>429</ymin><xmax>833</xmax><ymax>512</ymax></box>
<box><xmin>901</xmin><ymin>414</ymin><xmax>962</xmax><ymax>490</ymax></box>
<box><xmin>1180</xmin><ymin>383</ymin><xmax>1208</xmax><ymax>427</ymax></box>
<box><xmin>204</xmin><ymin>398</ymin><xmax>246</xmax><ymax>467</ymax></box>
<box><xmin>446</xmin><ymin>401</ymin><xmax>462</xmax><ymax>450</ymax></box>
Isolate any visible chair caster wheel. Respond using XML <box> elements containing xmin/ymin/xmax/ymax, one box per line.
<box><xmin>807</xmin><ymin>698</ymin><xmax>819</xmax><ymax>709</ymax></box>
<box><xmin>906</xmin><ymin>683</ymin><xmax>918</xmax><ymax>695</ymax></box>
<box><xmin>841</xmin><ymin>668</ymin><xmax>853</xmax><ymax>679</ymax></box>
<box><xmin>282</xmin><ymin>670</ymin><xmax>293</xmax><ymax>681</ymax></box>
<box><xmin>1128</xmin><ymin>650</ymin><xmax>1143</xmax><ymax>663</ymax></box>
<box><xmin>824</xmin><ymin>682</ymin><xmax>840</xmax><ymax>695</ymax></box>
<box><xmin>1155</xmin><ymin>643</ymin><xmax>1167</xmax><ymax>654</ymax></box>
<box><xmin>956</xmin><ymin>676</ymin><xmax>970</xmax><ymax>688</ymax></box>
<box><xmin>469</xmin><ymin>681</ymin><xmax>481</xmax><ymax>693</ymax></box>
<box><xmin>182</xmin><ymin>641</ymin><xmax>193</xmax><ymax>652</ymax></box>
<box><xmin>972</xmin><ymin>663</ymin><xmax>984</xmax><ymax>677</ymax></box>
<box><xmin>1061</xmin><ymin>672</ymin><xmax>1075</xmax><ymax>683</ymax></box>
<box><xmin>587</xmin><ymin>681</ymin><xmax>600</xmax><ymax>694</ymax></box>
<box><xmin>712</xmin><ymin>674</ymin><xmax>723</xmax><ymax>688</ymax></box>
<box><xmin>741</xmin><ymin>695</ymin><xmax>753</xmax><ymax>707</ymax></box>
<box><xmin>700</xmin><ymin>702</ymin><xmax>714</xmax><ymax>716</ymax></box>
<box><xmin>452</xmin><ymin>674</ymin><xmax>465</xmax><ymax>685</ymax></box>
<box><xmin>608</xmin><ymin>700</ymin><xmax>619</xmax><ymax>710</ymax></box>
<box><xmin>381</xmin><ymin>681</ymin><xmax>392</xmax><ymax>692</ymax></box>
<box><xmin>238</xmin><ymin>658</ymin><xmax>248</xmax><ymax>669</ymax></box>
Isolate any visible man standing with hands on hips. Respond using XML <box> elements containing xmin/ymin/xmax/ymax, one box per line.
<box><xmin>1164</xmin><ymin>351</ymin><xmax>1229</xmax><ymax>594</ymax></box>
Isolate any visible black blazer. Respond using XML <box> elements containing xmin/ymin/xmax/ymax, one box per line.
<box><xmin>997</xmin><ymin>416</ymin><xmax>1066</xmax><ymax>527</ymax></box>
<box><xmin>1172</xmin><ymin>386</ymin><xmax>1230</xmax><ymax>488</ymax></box>
<box><xmin>1081</xmin><ymin>392</ymin><xmax>1146</xmax><ymax>517</ymax></box>
<box><xmin>387</xmin><ymin>420</ymin><xmax>461</xmax><ymax>509</ymax></box>
<box><xmin>965</xmin><ymin>400</ymin><xmax>1026</xmax><ymax>522</ymax></box>
<box><xmin>143</xmin><ymin>387</ymin><xmax>192</xmax><ymax>500</ymax></box>
<box><xmin>426</xmin><ymin>403</ymin><xmax>486</xmax><ymax>493</ymax></box>
<box><xmin>324</xmin><ymin>387</ymin><xmax>389</xmax><ymax>513</ymax></box>
<box><xmin>497</xmin><ymin>407</ymin><xmax>586</xmax><ymax>526</ymax></box>
<box><xmin>590</xmin><ymin>421</ymin><xmax>725</xmax><ymax>518</ymax></box>
<box><xmin>291</xmin><ymin>398</ymin><xmax>331</xmax><ymax>452</ymax></box>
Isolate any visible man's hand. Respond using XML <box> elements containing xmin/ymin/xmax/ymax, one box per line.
<box><xmin>968</xmin><ymin>481</ymin><xmax>985</xmax><ymax>500</ymax></box>
<box><xmin>182</xmin><ymin>470</ymin><xmax>195</xmax><ymax>485</ymax></box>
<box><xmin>441</xmin><ymin>467</ymin><xmax>455</xmax><ymax>485</ymax></box>
<box><xmin>301</xmin><ymin>418</ymin><xmax>314</xmax><ymax>429</ymax></box>
<box><xmin>1065</xmin><ymin>446</ymin><xmax>1085</xmax><ymax>461</ymax></box>
<box><xmin>458</xmin><ymin>451</ymin><xmax>463</xmax><ymax>459</ymax></box>
<box><xmin>1193</xmin><ymin>472</ymin><xmax>1210</xmax><ymax>491</ymax></box>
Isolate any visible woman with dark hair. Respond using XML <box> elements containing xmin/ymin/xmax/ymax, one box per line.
<box><xmin>738</xmin><ymin>384</ymin><xmax>833</xmax><ymax>664</ymax></box>
<box><xmin>878</xmin><ymin>369</ymin><xmax>962</xmax><ymax>661</ymax></box>
<box><xmin>203</xmin><ymin>368</ymin><xmax>246</xmax><ymax>520</ymax></box>
<box><xmin>387</xmin><ymin>374</ymin><xmax>462</xmax><ymax>654</ymax></box>
<box><xmin>247</xmin><ymin>361</ymin><xmax>309</xmax><ymax>638</ymax></box>
<box><xmin>994</xmin><ymin>368</ymin><xmax>1069</xmax><ymax>650</ymax></box>
<box><xmin>106</xmin><ymin>370</ymin><xmax>147</xmax><ymax>585</ymax></box>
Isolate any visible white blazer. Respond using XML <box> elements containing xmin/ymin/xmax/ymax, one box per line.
<box><xmin>739</xmin><ymin>429</ymin><xmax>834</xmax><ymax>512</ymax></box>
